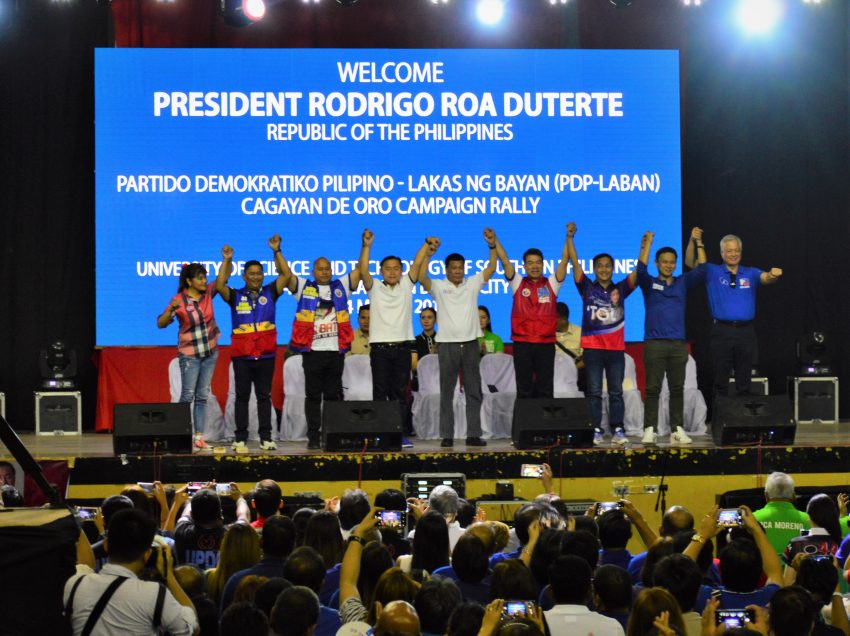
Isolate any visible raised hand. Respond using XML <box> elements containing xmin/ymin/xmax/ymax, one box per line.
<box><xmin>567</xmin><ymin>222</ymin><xmax>577</xmax><ymax>237</ymax></box>
<box><xmin>362</xmin><ymin>229</ymin><xmax>375</xmax><ymax>246</ymax></box>
<box><xmin>483</xmin><ymin>227</ymin><xmax>496</xmax><ymax>246</ymax></box>
<box><xmin>691</xmin><ymin>227</ymin><xmax>703</xmax><ymax>241</ymax></box>
<box><xmin>642</xmin><ymin>231</ymin><xmax>655</xmax><ymax>248</ymax></box>
<box><xmin>222</xmin><ymin>244</ymin><xmax>234</xmax><ymax>259</ymax></box>
<box><xmin>268</xmin><ymin>234</ymin><xmax>281</xmax><ymax>251</ymax></box>
<box><xmin>769</xmin><ymin>267</ymin><xmax>783</xmax><ymax>279</ymax></box>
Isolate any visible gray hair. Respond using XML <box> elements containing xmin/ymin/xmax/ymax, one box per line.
<box><xmin>765</xmin><ymin>472</ymin><xmax>795</xmax><ymax>500</ymax></box>
<box><xmin>720</xmin><ymin>235</ymin><xmax>743</xmax><ymax>251</ymax></box>
<box><xmin>428</xmin><ymin>485</ymin><xmax>459</xmax><ymax>516</ymax></box>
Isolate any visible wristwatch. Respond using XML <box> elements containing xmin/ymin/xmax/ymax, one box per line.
<box><xmin>691</xmin><ymin>533</ymin><xmax>706</xmax><ymax>544</ymax></box>
<box><xmin>348</xmin><ymin>535</ymin><xmax>366</xmax><ymax>546</ymax></box>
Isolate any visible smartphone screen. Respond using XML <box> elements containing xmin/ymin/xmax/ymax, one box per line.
<box><xmin>187</xmin><ymin>481</ymin><xmax>205</xmax><ymax>495</ymax></box>
<box><xmin>520</xmin><ymin>464</ymin><xmax>544</xmax><ymax>478</ymax></box>
<box><xmin>716</xmin><ymin>610</ymin><xmax>753</xmax><ymax>627</ymax></box>
<box><xmin>77</xmin><ymin>507</ymin><xmax>98</xmax><ymax>520</ymax></box>
<box><xmin>376</xmin><ymin>510</ymin><xmax>407</xmax><ymax>530</ymax></box>
<box><xmin>717</xmin><ymin>508</ymin><xmax>743</xmax><ymax>527</ymax></box>
<box><xmin>137</xmin><ymin>482</ymin><xmax>154</xmax><ymax>493</ymax></box>
<box><xmin>215</xmin><ymin>483</ymin><xmax>231</xmax><ymax>496</ymax></box>
<box><xmin>502</xmin><ymin>601</ymin><xmax>530</xmax><ymax>618</ymax></box>
<box><xmin>596</xmin><ymin>502</ymin><xmax>621</xmax><ymax>515</ymax></box>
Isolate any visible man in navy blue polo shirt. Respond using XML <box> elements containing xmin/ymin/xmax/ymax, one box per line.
<box><xmin>685</xmin><ymin>233</ymin><xmax>782</xmax><ymax>397</ymax></box>
<box><xmin>635</xmin><ymin>228</ymin><xmax>706</xmax><ymax>445</ymax></box>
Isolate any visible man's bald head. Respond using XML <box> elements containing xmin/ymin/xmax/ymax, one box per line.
<box><xmin>661</xmin><ymin>506</ymin><xmax>694</xmax><ymax>536</ymax></box>
<box><xmin>375</xmin><ymin>600</ymin><xmax>421</xmax><ymax>636</ymax></box>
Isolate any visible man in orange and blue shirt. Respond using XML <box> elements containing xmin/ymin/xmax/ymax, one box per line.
<box><xmin>216</xmin><ymin>235</ymin><xmax>289</xmax><ymax>453</ymax></box>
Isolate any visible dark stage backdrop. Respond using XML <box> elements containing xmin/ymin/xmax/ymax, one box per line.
<box><xmin>1</xmin><ymin>0</ymin><xmax>848</xmax><ymax>429</ymax></box>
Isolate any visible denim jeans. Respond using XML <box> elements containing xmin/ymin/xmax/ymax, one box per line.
<box><xmin>583</xmin><ymin>348</ymin><xmax>625</xmax><ymax>429</ymax></box>
<box><xmin>643</xmin><ymin>339</ymin><xmax>689</xmax><ymax>430</ymax></box>
<box><xmin>178</xmin><ymin>349</ymin><xmax>219</xmax><ymax>433</ymax></box>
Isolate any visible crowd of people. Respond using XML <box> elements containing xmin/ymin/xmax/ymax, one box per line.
<box><xmin>25</xmin><ymin>470</ymin><xmax>848</xmax><ymax>635</ymax></box>
<box><xmin>158</xmin><ymin>224</ymin><xmax>781</xmax><ymax>452</ymax></box>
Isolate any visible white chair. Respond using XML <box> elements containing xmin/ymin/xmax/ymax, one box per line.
<box><xmin>281</xmin><ymin>355</ymin><xmax>308</xmax><ymax>441</ymax></box>
<box><xmin>479</xmin><ymin>353</ymin><xmax>516</xmax><ymax>440</ymax></box>
<box><xmin>167</xmin><ymin>357</ymin><xmax>225</xmax><ymax>442</ymax></box>
<box><xmin>553</xmin><ymin>353</ymin><xmax>584</xmax><ymax>398</ymax></box>
<box><xmin>601</xmin><ymin>353</ymin><xmax>644</xmax><ymax>436</ymax></box>
<box><xmin>343</xmin><ymin>354</ymin><xmax>373</xmax><ymax>401</ymax></box>
<box><xmin>223</xmin><ymin>362</ymin><xmax>262</xmax><ymax>442</ymax></box>
<box><xmin>411</xmin><ymin>354</ymin><xmax>466</xmax><ymax>440</ymax></box>
<box><xmin>656</xmin><ymin>355</ymin><xmax>708</xmax><ymax>436</ymax></box>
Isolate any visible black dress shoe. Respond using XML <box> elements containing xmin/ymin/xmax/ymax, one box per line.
<box><xmin>306</xmin><ymin>439</ymin><xmax>321</xmax><ymax>450</ymax></box>
<box><xmin>466</xmin><ymin>437</ymin><xmax>487</xmax><ymax>447</ymax></box>
<box><xmin>440</xmin><ymin>438</ymin><xmax>454</xmax><ymax>447</ymax></box>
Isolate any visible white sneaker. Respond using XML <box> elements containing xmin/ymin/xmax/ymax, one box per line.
<box><xmin>593</xmin><ymin>428</ymin><xmax>604</xmax><ymax>446</ymax></box>
<box><xmin>641</xmin><ymin>427</ymin><xmax>658</xmax><ymax>445</ymax></box>
<box><xmin>670</xmin><ymin>427</ymin><xmax>692</xmax><ymax>444</ymax></box>
<box><xmin>611</xmin><ymin>427</ymin><xmax>629</xmax><ymax>446</ymax></box>
<box><xmin>231</xmin><ymin>441</ymin><xmax>249</xmax><ymax>454</ymax></box>
<box><xmin>260</xmin><ymin>440</ymin><xmax>277</xmax><ymax>451</ymax></box>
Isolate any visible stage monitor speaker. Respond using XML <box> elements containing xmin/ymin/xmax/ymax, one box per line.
<box><xmin>322</xmin><ymin>400</ymin><xmax>402</xmax><ymax>452</ymax></box>
<box><xmin>512</xmin><ymin>398</ymin><xmax>594</xmax><ymax>449</ymax></box>
<box><xmin>712</xmin><ymin>395</ymin><xmax>796</xmax><ymax>446</ymax></box>
<box><xmin>113</xmin><ymin>403</ymin><xmax>192</xmax><ymax>455</ymax></box>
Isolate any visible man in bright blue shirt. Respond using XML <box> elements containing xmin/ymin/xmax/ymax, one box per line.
<box><xmin>685</xmin><ymin>233</ymin><xmax>782</xmax><ymax>397</ymax></box>
<box><xmin>636</xmin><ymin>228</ymin><xmax>706</xmax><ymax>445</ymax></box>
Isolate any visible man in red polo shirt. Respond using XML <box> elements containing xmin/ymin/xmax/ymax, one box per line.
<box><xmin>492</xmin><ymin>227</ymin><xmax>572</xmax><ymax>398</ymax></box>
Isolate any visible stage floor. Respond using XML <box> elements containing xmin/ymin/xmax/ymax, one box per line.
<box><xmin>11</xmin><ymin>422</ymin><xmax>850</xmax><ymax>460</ymax></box>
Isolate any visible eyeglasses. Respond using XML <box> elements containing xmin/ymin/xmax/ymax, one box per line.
<box><xmin>729</xmin><ymin>272</ymin><xmax>737</xmax><ymax>288</ymax></box>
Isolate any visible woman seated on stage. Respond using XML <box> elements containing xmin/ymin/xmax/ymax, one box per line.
<box><xmin>157</xmin><ymin>263</ymin><xmax>221</xmax><ymax>452</ymax></box>
<box><xmin>478</xmin><ymin>305</ymin><xmax>504</xmax><ymax>355</ymax></box>
<box><xmin>412</xmin><ymin>306</ymin><xmax>438</xmax><ymax>370</ymax></box>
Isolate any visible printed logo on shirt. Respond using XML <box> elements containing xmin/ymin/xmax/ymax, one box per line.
<box><xmin>334</xmin><ymin>288</ymin><xmax>343</xmax><ymax>298</ymax></box>
<box><xmin>652</xmin><ymin>283</ymin><xmax>665</xmax><ymax>291</ymax></box>
<box><xmin>521</xmin><ymin>288</ymin><xmax>531</xmax><ymax>297</ymax></box>
<box><xmin>259</xmin><ymin>296</ymin><xmax>268</xmax><ymax>305</ymax></box>
<box><xmin>739</xmin><ymin>278</ymin><xmax>750</xmax><ymax>289</ymax></box>
<box><xmin>537</xmin><ymin>287</ymin><xmax>550</xmax><ymax>303</ymax></box>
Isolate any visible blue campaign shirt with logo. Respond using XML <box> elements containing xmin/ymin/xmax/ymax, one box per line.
<box><xmin>636</xmin><ymin>262</ymin><xmax>705</xmax><ymax>340</ymax></box>
<box><xmin>700</xmin><ymin>264</ymin><xmax>763</xmax><ymax>322</ymax></box>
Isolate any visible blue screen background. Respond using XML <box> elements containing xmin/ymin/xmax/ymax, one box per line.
<box><xmin>95</xmin><ymin>48</ymin><xmax>681</xmax><ymax>346</ymax></box>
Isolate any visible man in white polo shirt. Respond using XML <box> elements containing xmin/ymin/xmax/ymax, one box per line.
<box><xmin>359</xmin><ymin>229</ymin><xmax>436</xmax><ymax>447</ymax></box>
<box><xmin>419</xmin><ymin>229</ymin><xmax>497</xmax><ymax>447</ymax></box>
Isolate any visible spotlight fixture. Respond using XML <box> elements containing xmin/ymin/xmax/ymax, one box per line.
<box><xmin>549</xmin><ymin>0</ymin><xmax>568</xmax><ymax>5</ymax></box>
<box><xmin>797</xmin><ymin>332</ymin><xmax>832</xmax><ymax>376</ymax></box>
<box><xmin>39</xmin><ymin>340</ymin><xmax>78</xmax><ymax>390</ymax></box>
<box><xmin>683</xmin><ymin>0</ymin><xmax>702</xmax><ymax>6</ymax></box>
<box><xmin>476</xmin><ymin>0</ymin><xmax>505</xmax><ymax>26</ymax></box>
<box><xmin>220</xmin><ymin>0</ymin><xmax>266</xmax><ymax>26</ymax></box>
<box><xmin>609</xmin><ymin>0</ymin><xmax>633</xmax><ymax>8</ymax></box>
<box><xmin>430</xmin><ymin>0</ymin><xmax>450</xmax><ymax>4</ymax></box>
<box><xmin>336</xmin><ymin>0</ymin><xmax>359</xmax><ymax>5</ymax></box>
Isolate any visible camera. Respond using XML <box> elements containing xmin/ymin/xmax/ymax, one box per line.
<box><xmin>137</xmin><ymin>482</ymin><xmax>155</xmax><ymax>493</ymax></box>
<box><xmin>187</xmin><ymin>481</ymin><xmax>206</xmax><ymax>495</ymax></box>
<box><xmin>716</xmin><ymin>609</ymin><xmax>755</xmax><ymax>627</ymax></box>
<box><xmin>502</xmin><ymin>601</ymin><xmax>536</xmax><ymax>619</ymax></box>
<box><xmin>375</xmin><ymin>510</ymin><xmax>407</xmax><ymax>530</ymax></box>
<box><xmin>717</xmin><ymin>508</ymin><xmax>744</xmax><ymax>527</ymax></box>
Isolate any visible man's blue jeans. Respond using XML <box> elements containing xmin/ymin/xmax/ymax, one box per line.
<box><xmin>583</xmin><ymin>348</ymin><xmax>625</xmax><ymax>429</ymax></box>
<box><xmin>178</xmin><ymin>349</ymin><xmax>219</xmax><ymax>433</ymax></box>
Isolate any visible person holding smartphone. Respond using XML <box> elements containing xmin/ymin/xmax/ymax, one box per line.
<box><xmin>157</xmin><ymin>262</ymin><xmax>222</xmax><ymax>452</ymax></box>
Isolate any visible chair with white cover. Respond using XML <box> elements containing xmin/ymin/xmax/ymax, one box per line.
<box><xmin>601</xmin><ymin>353</ymin><xmax>644</xmax><ymax>436</ymax></box>
<box><xmin>479</xmin><ymin>353</ymin><xmax>516</xmax><ymax>439</ymax></box>
<box><xmin>342</xmin><ymin>354</ymin><xmax>373</xmax><ymax>401</ymax></box>
<box><xmin>411</xmin><ymin>353</ymin><xmax>467</xmax><ymax>440</ymax></box>
<box><xmin>167</xmin><ymin>357</ymin><xmax>225</xmax><ymax>442</ymax></box>
<box><xmin>281</xmin><ymin>355</ymin><xmax>308</xmax><ymax>441</ymax></box>
<box><xmin>223</xmin><ymin>362</ymin><xmax>262</xmax><ymax>442</ymax></box>
<box><xmin>656</xmin><ymin>355</ymin><xmax>708</xmax><ymax>436</ymax></box>
<box><xmin>553</xmin><ymin>353</ymin><xmax>584</xmax><ymax>398</ymax></box>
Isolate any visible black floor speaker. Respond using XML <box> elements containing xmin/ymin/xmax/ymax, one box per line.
<box><xmin>512</xmin><ymin>398</ymin><xmax>594</xmax><ymax>449</ymax></box>
<box><xmin>712</xmin><ymin>395</ymin><xmax>796</xmax><ymax>446</ymax></box>
<box><xmin>113</xmin><ymin>402</ymin><xmax>192</xmax><ymax>455</ymax></box>
<box><xmin>322</xmin><ymin>400</ymin><xmax>402</xmax><ymax>451</ymax></box>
